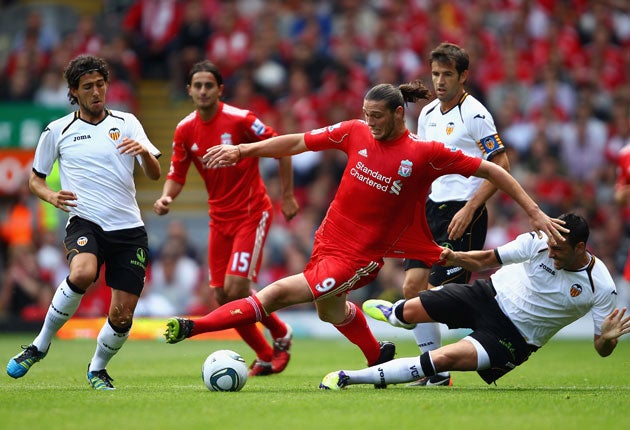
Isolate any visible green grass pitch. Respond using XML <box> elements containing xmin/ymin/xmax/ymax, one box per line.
<box><xmin>1</xmin><ymin>333</ymin><xmax>629</xmax><ymax>429</ymax></box>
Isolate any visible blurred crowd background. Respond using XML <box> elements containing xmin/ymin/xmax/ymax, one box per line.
<box><xmin>0</xmin><ymin>0</ymin><xmax>628</xmax><ymax>323</ymax></box>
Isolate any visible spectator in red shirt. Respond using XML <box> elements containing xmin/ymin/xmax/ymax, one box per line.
<box><xmin>122</xmin><ymin>0</ymin><xmax>183</xmax><ymax>79</ymax></box>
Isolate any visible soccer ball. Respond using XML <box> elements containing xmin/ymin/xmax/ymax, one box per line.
<box><xmin>201</xmin><ymin>349</ymin><xmax>248</xmax><ymax>392</ymax></box>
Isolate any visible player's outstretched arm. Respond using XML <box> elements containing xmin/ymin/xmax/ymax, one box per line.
<box><xmin>203</xmin><ymin>134</ymin><xmax>308</xmax><ymax>169</ymax></box>
<box><xmin>474</xmin><ymin>160</ymin><xmax>568</xmax><ymax>244</ymax></box>
<box><xmin>595</xmin><ymin>307</ymin><xmax>630</xmax><ymax>357</ymax></box>
<box><xmin>439</xmin><ymin>247</ymin><xmax>500</xmax><ymax>273</ymax></box>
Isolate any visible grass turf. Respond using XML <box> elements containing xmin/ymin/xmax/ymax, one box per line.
<box><xmin>1</xmin><ymin>333</ymin><xmax>629</xmax><ymax>429</ymax></box>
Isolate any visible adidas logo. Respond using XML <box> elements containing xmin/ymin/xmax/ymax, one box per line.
<box><xmin>358</xmin><ymin>148</ymin><xmax>368</xmax><ymax>157</ymax></box>
<box><xmin>191</xmin><ymin>143</ymin><xmax>199</xmax><ymax>152</ymax></box>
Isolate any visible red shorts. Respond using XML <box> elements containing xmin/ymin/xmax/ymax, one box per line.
<box><xmin>303</xmin><ymin>239</ymin><xmax>383</xmax><ymax>300</ymax></box>
<box><xmin>208</xmin><ymin>209</ymin><xmax>272</xmax><ymax>288</ymax></box>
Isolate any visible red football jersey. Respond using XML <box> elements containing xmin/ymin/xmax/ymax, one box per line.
<box><xmin>167</xmin><ymin>102</ymin><xmax>276</xmax><ymax>223</ymax></box>
<box><xmin>304</xmin><ymin>120</ymin><xmax>482</xmax><ymax>262</ymax></box>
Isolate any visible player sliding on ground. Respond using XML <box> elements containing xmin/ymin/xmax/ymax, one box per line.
<box><xmin>319</xmin><ymin>213</ymin><xmax>630</xmax><ymax>389</ymax></box>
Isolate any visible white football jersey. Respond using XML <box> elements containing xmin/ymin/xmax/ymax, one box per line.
<box><xmin>32</xmin><ymin>109</ymin><xmax>161</xmax><ymax>231</ymax></box>
<box><xmin>417</xmin><ymin>93</ymin><xmax>504</xmax><ymax>202</ymax></box>
<box><xmin>491</xmin><ymin>232</ymin><xmax>617</xmax><ymax>347</ymax></box>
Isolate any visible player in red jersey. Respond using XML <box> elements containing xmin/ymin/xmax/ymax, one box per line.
<box><xmin>164</xmin><ymin>81</ymin><xmax>567</xmax><ymax>385</ymax></box>
<box><xmin>153</xmin><ymin>61</ymin><xmax>299</xmax><ymax>376</ymax></box>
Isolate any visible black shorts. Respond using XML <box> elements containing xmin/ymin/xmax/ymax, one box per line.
<box><xmin>404</xmin><ymin>199</ymin><xmax>488</xmax><ymax>286</ymax></box>
<box><xmin>419</xmin><ymin>280</ymin><xmax>538</xmax><ymax>384</ymax></box>
<box><xmin>64</xmin><ymin>217</ymin><xmax>149</xmax><ymax>296</ymax></box>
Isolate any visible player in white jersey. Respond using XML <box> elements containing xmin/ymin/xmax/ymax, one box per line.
<box><xmin>6</xmin><ymin>55</ymin><xmax>162</xmax><ymax>390</ymax></box>
<box><xmin>319</xmin><ymin>213</ymin><xmax>629</xmax><ymax>389</ymax></box>
<box><xmin>401</xmin><ymin>42</ymin><xmax>511</xmax><ymax>386</ymax></box>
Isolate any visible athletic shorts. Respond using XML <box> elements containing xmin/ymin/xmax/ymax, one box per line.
<box><xmin>303</xmin><ymin>239</ymin><xmax>383</xmax><ymax>301</ymax></box>
<box><xmin>419</xmin><ymin>280</ymin><xmax>538</xmax><ymax>384</ymax></box>
<box><xmin>404</xmin><ymin>199</ymin><xmax>487</xmax><ymax>286</ymax></box>
<box><xmin>63</xmin><ymin>216</ymin><xmax>149</xmax><ymax>296</ymax></box>
<box><xmin>208</xmin><ymin>209</ymin><xmax>272</xmax><ymax>288</ymax></box>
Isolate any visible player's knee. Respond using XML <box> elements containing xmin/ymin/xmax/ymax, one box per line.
<box><xmin>68</xmin><ymin>269</ymin><xmax>96</xmax><ymax>290</ymax></box>
<box><xmin>316</xmin><ymin>308</ymin><xmax>339</xmax><ymax>324</ymax></box>
<box><xmin>108</xmin><ymin>310</ymin><xmax>134</xmax><ymax>330</ymax></box>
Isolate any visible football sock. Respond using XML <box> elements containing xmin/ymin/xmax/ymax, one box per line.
<box><xmin>192</xmin><ymin>296</ymin><xmax>263</xmax><ymax>336</ymax></box>
<box><xmin>344</xmin><ymin>357</ymin><xmax>424</xmax><ymax>385</ymax></box>
<box><xmin>235</xmin><ymin>324</ymin><xmax>274</xmax><ymax>362</ymax></box>
<box><xmin>333</xmin><ymin>302</ymin><xmax>381</xmax><ymax>366</ymax></box>
<box><xmin>260</xmin><ymin>312</ymin><xmax>288</xmax><ymax>340</ymax></box>
<box><xmin>33</xmin><ymin>277</ymin><xmax>83</xmax><ymax>352</ymax></box>
<box><xmin>89</xmin><ymin>318</ymin><xmax>129</xmax><ymax>371</ymax></box>
<box><xmin>251</xmin><ymin>288</ymin><xmax>287</xmax><ymax>339</ymax></box>
<box><xmin>412</xmin><ymin>322</ymin><xmax>449</xmax><ymax>377</ymax></box>
<box><xmin>413</xmin><ymin>322</ymin><xmax>441</xmax><ymax>352</ymax></box>
<box><xmin>392</xmin><ymin>299</ymin><xmax>414</xmax><ymax>327</ymax></box>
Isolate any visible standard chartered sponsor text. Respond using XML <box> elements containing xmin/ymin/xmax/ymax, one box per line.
<box><xmin>350</xmin><ymin>161</ymin><xmax>392</xmax><ymax>192</ymax></box>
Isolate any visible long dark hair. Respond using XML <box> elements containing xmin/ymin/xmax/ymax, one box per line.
<box><xmin>365</xmin><ymin>80</ymin><xmax>430</xmax><ymax>111</ymax></box>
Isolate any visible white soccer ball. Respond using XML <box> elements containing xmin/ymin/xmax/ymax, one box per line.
<box><xmin>201</xmin><ymin>349</ymin><xmax>248</xmax><ymax>392</ymax></box>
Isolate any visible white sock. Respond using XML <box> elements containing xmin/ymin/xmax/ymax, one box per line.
<box><xmin>412</xmin><ymin>322</ymin><xmax>449</xmax><ymax>377</ymax></box>
<box><xmin>89</xmin><ymin>320</ymin><xmax>129</xmax><ymax>371</ymax></box>
<box><xmin>388</xmin><ymin>299</ymin><xmax>411</xmax><ymax>328</ymax></box>
<box><xmin>344</xmin><ymin>357</ymin><xmax>424</xmax><ymax>385</ymax></box>
<box><xmin>33</xmin><ymin>279</ymin><xmax>83</xmax><ymax>352</ymax></box>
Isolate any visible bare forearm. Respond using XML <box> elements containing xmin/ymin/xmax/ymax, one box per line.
<box><xmin>475</xmin><ymin>161</ymin><xmax>539</xmax><ymax>216</ymax></box>
<box><xmin>29</xmin><ymin>172</ymin><xmax>54</xmax><ymax>204</ymax></box>
<box><xmin>466</xmin><ymin>152</ymin><xmax>511</xmax><ymax>211</ymax></box>
<box><xmin>595</xmin><ymin>308</ymin><xmax>630</xmax><ymax>357</ymax></box>
<box><xmin>594</xmin><ymin>335</ymin><xmax>617</xmax><ymax>357</ymax></box>
<box><xmin>445</xmin><ymin>249</ymin><xmax>500</xmax><ymax>272</ymax></box>
<box><xmin>161</xmin><ymin>179</ymin><xmax>184</xmax><ymax>200</ymax></box>
<box><xmin>140</xmin><ymin>153</ymin><xmax>161</xmax><ymax>180</ymax></box>
<box><xmin>240</xmin><ymin>134</ymin><xmax>307</xmax><ymax>159</ymax></box>
<box><xmin>278</xmin><ymin>156</ymin><xmax>295</xmax><ymax>197</ymax></box>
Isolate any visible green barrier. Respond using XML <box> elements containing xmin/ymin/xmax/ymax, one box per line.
<box><xmin>0</xmin><ymin>103</ymin><xmax>68</xmax><ymax>148</ymax></box>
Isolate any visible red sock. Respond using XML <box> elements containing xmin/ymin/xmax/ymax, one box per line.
<box><xmin>191</xmin><ymin>296</ymin><xmax>263</xmax><ymax>336</ymax></box>
<box><xmin>235</xmin><ymin>324</ymin><xmax>273</xmax><ymax>361</ymax></box>
<box><xmin>260</xmin><ymin>313</ymin><xmax>288</xmax><ymax>340</ymax></box>
<box><xmin>333</xmin><ymin>302</ymin><xmax>381</xmax><ymax>365</ymax></box>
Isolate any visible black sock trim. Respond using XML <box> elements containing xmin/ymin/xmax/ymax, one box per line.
<box><xmin>107</xmin><ymin>317</ymin><xmax>131</xmax><ymax>334</ymax></box>
<box><xmin>66</xmin><ymin>277</ymin><xmax>85</xmax><ymax>295</ymax></box>
<box><xmin>420</xmin><ymin>351</ymin><xmax>436</xmax><ymax>377</ymax></box>
<box><xmin>394</xmin><ymin>301</ymin><xmax>411</xmax><ymax>324</ymax></box>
